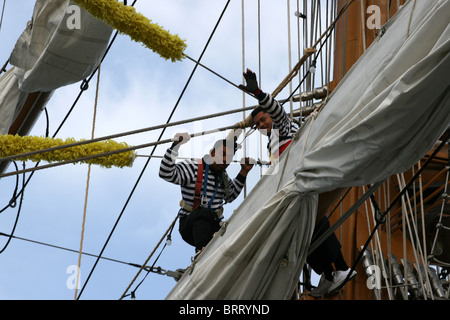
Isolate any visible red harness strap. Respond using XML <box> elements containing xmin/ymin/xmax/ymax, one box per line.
<box><xmin>279</xmin><ymin>139</ymin><xmax>292</xmax><ymax>155</ymax></box>
<box><xmin>272</xmin><ymin>140</ymin><xmax>292</xmax><ymax>160</ymax></box>
<box><xmin>192</xmin><ymin>159</ymin><xmax>204</xmax><ymax>211</ymax></box>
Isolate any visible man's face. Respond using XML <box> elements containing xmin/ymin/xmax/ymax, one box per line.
<box><xmin>210</xmin><ymin>145</ymin><xmax>234</xmax><ymax>172</ymax></box>
<box><xmin>253</xmin><ymin>111</ymin><xmax>272</xmax><ymax>135</ymax></box>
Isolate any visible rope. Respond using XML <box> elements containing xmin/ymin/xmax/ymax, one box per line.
<box><xmin>0</xmin><ymin>231</ymin><xmax>162</xmax><ymax>270</ymax></box>
<box><xmin>0</xmin><ymin>104</ymin><xmax>259</xmax><ymax>165</ymax></box>
<box><xmin>0</xmin><ymin>123</ymin><xmax>240</xmax><ymax>179</ymax></box>
<box><xmin>429</xmin><ymin>151</ymin><xmax>450</xmax><ymax>264</ymax></box>
<box><xmin>233</xmin><ymin>0</ymin><xmax>356</xmax><ymax>132</ymax></box>
<box><xmin>0</xmin><ymin>0</ymin><xmax>6</xmax><ymax>33</ymax></box>
<box><xmin>0</xmin><ymin>162</ymin><xmax>25</xmax><ymax>254</ymax></box>
<box><xmin>74</xmin><ymin>64</ymin><xmax>101</xmax><ymax>299</ymax></box>
<box><xmin>119</xmin><ymin>215</ymin><xmax>178</xmax><ymax>300</ymax></box>
<box><xmin>76</xmin><ymin>0</ymin><xmax>232</xmax><ymax>300</ymax></box>
<box><xmin>362</xmin><ymin>185</ymin><xmax>394</xmax><ymax>299</ymax></box>
<box><xmin>241</xmin><ymin>0</ymin><xmax>247</xmax><ymax>197</ymax></box>
<box><xmin>396</xmin><ymin>173</ymin><xmax>433</xmax><ymax>298</ymax></box>
<box><xmin>337</xmin><ymin>132</ymin><xmax>450</xmax><ymax>290</ymax></box>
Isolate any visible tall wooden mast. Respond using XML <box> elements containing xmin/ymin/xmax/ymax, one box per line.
<box><xmin>322</xmin><ymin>0</ymin><xmax>450</xmax><ymax>300</ymax></box>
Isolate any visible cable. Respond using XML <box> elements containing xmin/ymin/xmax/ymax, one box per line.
<box><xmin>0</xmin><ymin>104</ymin><xmax>258</xmax><ymax>165</ymax></box>
<box><xmin>0</xmin><ymin>123</ymin><xmax>240</xmax><ymax>179</ymax></box>
<box><xmin>0</xmin><ymin>231</ymin><xmax>151</xmax><ymax>270</ymax></box>
<box><xmin>0</xmin><ymin>0</ymin><xmax>6</xmax><ymax>34</ymax></box>
<box><xmin>341</xmin><ymin>131</ymin><xmax>450</xmax><ymax>288</ymax></box>
<box><xmin>0</xmin><ymin>162</ymin><xmax>25</xmax><ymax>254</ymax></box>
<box><xmin>280</xmin><ymin>0</ymin><xmax>354</xmax><ymax>109</ymax></box>
<box><xmin>76</xmin><ymin>0</ymin><xmax>232</xmax><ymax>300</ymax></box>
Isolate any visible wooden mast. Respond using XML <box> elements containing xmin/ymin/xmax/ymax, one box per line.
<box><xmin>0</xmin><ymin>91</ymin><xmax>53</xmax><ymax>174</ymax></box>
<box><xmin>323</xmin><ymin>0</ymin><xmax>437</xmax><ymax>300</ymax></box>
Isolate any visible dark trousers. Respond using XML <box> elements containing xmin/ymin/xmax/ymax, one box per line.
<box><xmin>307</xmin><ymin>216</ymin><xmax>347</xmax><ymax>278</ymax></box>
<box><xmin>179</xmin><ymin>207</ymin><xmax>221</xmax><ymax>252</ymax></box>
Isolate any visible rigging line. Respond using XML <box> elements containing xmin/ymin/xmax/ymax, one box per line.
<box><xmin>54</xmin><ymin>0</ymin><xmax>140</xmax><ymax>136</ymax></box>
<box><xmin>0</xmin><ymin>231</ymin><xmax>151</xmax><ymax>270</ymax></box>
<box><xmin>76</xmin><ymin>0</ymin><xmax>232</xmax><ymax>300</ymax></box>
<box><xmin>0</xmin><ymin>161</ymin><xmax>19</xmax><ymax>214</ymax></box>
<box><xmin>0</xmin><ymin>123</ymin><xmax>240</xmax><ymax>179</ymax></box>
<box><xmin>0</xmin><ymin>0</ymin><xmax>132</xmax><ymax>218</ymax></box>
<box><xmin>364</xmin><ymin>185</ymin><xmax>395</xmax><ymax>299</ymax></box>
<box><xmin>340</xmin><ymin>133</ymin><xmax>450</xmax><ymax>288</ymax></box>
<box><xmin>127</xmin><ymin>213</ymin><xmax>178</xmax><ymax>300</ymax></box>
<box><xmin>53</xmin><ymin>30</ymin><xmax>119</xmax><ymax>138</ymax></box>
<box><xmin>135</xmin><ymin>154</ymin><xmax>270</xmax><ymax>167</ymax></box>
<box><xmin>429</xmin><ymin>160</ymin><xmax>450</xmax><ymax>263</ymax></box>
<box><xmin>75</xmin><ymin>63</ymin><xmax>101</xmax><ymax>300</ymax></box>
<box><xmin>0</xmin><ymin>103</ymin><xmax>262</xmax><ymax>164</ymax></box>
<box><xmin>384</xmin><ymin>131</ymin><xmax>450</xmax><ymax>216</ymax></box>
<box><xmin>308</xmin><ymin>181</ymin><xmax>384</xmax><ymax>255</ymax></box>
<box><xmin>120</xmin><ymin>212</ymin><xmax>178</xmax><ymax>300</ymax></box>
<box><xmin>279</xmin><ymin>0</ymin><xmax>354</xmax><ymax>108</ymax></box>
<box><xmin>308</xmin><ymin>187</ymin><xmax>353</xmax><ymax>243</ymax></box>
<box><xmin>129</xmin><ymin>242</ymin><xmax>167</xmax><ymax>300</ymax></box>
<box><xmin>183</xmin><ymin>54</ymin><xmax>252</xmax><ymax>97</ymax></box>
<box><xmin>0</xmin><ymin>0</ymin><xmax>5</xmax><ymax>33</ymax></box>
<box><xmin>0</xmin><ymin>162</ymin><xmax>25</xmax><ymax>254</ymax></box>
<box><xmin>241</xmin><ymin>0</ymin><xmax>247</xmax><ymax>198</ymax></box>
<box><xmin>0</xmin><ymin>58</ymin><xmax>8</xmax><ymax>74</ymax></box>
<box><xmin>396</xmin><ymin>173</ymin><xmax>433</xmax><ymax>298</ymax></box>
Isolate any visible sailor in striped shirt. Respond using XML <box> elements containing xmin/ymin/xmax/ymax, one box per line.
<box><xmin>239</xmin><ymin>69</ymin><xmax>299</xmax><ymax>162</ymax></box>
<box><xmin>159</xmin><ymin>133</ymin><xmax>253</xmax><ymax>252</ymax></box>
<box><xmin>240</xmin><ymin>69</ymin><xmax>355</xmax><ymax>296</ymax></box>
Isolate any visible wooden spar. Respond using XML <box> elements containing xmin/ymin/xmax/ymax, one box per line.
<box><xmin>7</xmin><ymin>92</ymin><xmax>52</xmax><ymax>136</ymax></box>
<box><xmin>0</xmin><ymin>90</ymin><xmax>53</xmax><ymax>174</ymax></box>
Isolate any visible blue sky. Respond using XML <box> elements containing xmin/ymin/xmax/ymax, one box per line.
<box><xmin>0</xmin><ymin>0</ymin><xmax>325</xmax><ymax>300</ymax></box>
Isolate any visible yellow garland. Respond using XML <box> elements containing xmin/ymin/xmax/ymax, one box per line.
<box><xmin>71</xmin><ymin>0</ymin><xmax>187</xmax><ymax>62</ymax></box>
<box><xmin>0</xmin><ymin>135</ymin><xmax>135</xmax><ymax>169</ymax></box>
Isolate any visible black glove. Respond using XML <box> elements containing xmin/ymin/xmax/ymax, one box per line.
<box><xmin>239</xmin><ymin>69</ymin><xmax>262</xmax><ymax>95</ymax></box>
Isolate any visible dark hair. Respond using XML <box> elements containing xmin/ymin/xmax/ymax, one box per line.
<box><xmin>212</xmin><ymin>139</ymin><xmax>238</xmax><ymax>154</ymax></box>
<box><xmin>251</xmin><ymin>106</ymin><xmax>266</xmax><ymax>118</ymax></box>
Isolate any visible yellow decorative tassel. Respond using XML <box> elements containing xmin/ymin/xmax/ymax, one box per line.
<box><xmin>71</xmin><ymin>0</ymin><xmax>187</xmax><ymax>62</ymax></box>
<box><xmin>0</xmin><ymin>135</ymin><xmax>135</xmax><ymax>168</ymax></box>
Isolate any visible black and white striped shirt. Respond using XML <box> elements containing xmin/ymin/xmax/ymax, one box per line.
<box><xmin>258</xmin><ymin>92</ymin><xmax>299</xmax><ymax>158</ymax></box>
<box><xmin>159</xmin><ymin>146</ymin><xmax>246</xmax><ymax>217</ymax></box>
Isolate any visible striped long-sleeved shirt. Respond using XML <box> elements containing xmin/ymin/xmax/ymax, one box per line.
<box><xmin>258</xmin><ymin>92</ymin><xmax>299</xmax><ymax>159</ymax></box>
<box><xmin>159</xmin><ymin>146</ymin><xmax>246</xmax><ymax>217</ymax></box>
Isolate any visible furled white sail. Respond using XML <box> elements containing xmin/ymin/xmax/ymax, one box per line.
<box><xmin>166</xmin><ymin>0</ymin><xmax>450</xmax><ymax>300</ymax></box>
<box><xmin>0</xmin><ymin>0</ymin><xmax>112</xmax><ymax>134</ymax></box>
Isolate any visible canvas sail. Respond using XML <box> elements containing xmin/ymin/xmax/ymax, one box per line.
<box><xmin>166</xmin><ymin>0</ymin><xmax>450</xmax><ymax>300</ymax></box>
<box><xmin>0</xmin><ymin>0</ymin><xmax>112</xmax><ymax>134</ymax></box>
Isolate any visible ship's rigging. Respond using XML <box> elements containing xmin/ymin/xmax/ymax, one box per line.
<box><xmin>0</xmin><ymin>0</ymin><xmax>448</xmax><ymax>300</ymax></box>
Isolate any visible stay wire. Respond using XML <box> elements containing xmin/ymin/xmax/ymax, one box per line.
<box><xmin>76</xmin><ymin>0</ymin><xmax>232</xmax><ymax>300</ymax></box>
<box><xmin>0</xmin><ymin>231</ymin><xmax>154</xmax><ymax>270</ymax></box>
<box><xmin>127</xmin><ymin>217</ymin><xmax>177</xmax><ymax>299</ymax></box>
<box><xmin>342</xmin><ymin>132</ymin><xmax>450</xmax><ymax>287</ymax></box>
<box><xmin>0</xmin><ymin>0</ymin><xmax>5</xmax><ymax>34</ymax></box>
<box><xmin>0</xmin><ymin>0</ymin><xmax>133</xmax><ymax>295</ymax></box>
<box><xmin>0</xmin><ymin>1</ymin><xmax>342</xmax><ymax>168</ymax></box>
<box><xmin>0</xmin><ymin>162</ymin><xmax>25</xmax><ymax>254</ymax></box>
<box><xmin>126</xmin><ymin>0</ymin><xmax>351</xmax><ymax>299</ymax></box>
<box><xmin>120</xmin><ymin>1</ymin><xmax>233</xmax><ymax>301</ymax></box>
<box><xmin>280</xmin><ymin>0</ymin><xmax>348</xmax><ymax>110</ymax></box>
<box><xmin>1</xmin><ymin>0</ymin><xmax>126</xmax><ymax>209</ymax></box>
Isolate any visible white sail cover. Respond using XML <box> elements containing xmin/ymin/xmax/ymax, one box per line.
<box><xmin>0</xmin><ymin>0</ymin><xmax>112</xmax><ymax>134</ymax></box>
<box><xmin>167</xmin><ymin>0</ymin><xmax>449</xmax><ymax>299</ymax></box>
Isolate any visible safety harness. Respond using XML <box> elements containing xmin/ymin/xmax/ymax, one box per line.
<box><xmin>192</xmin><ymin>158</ymin><xmax>204</xmax><ymax>211</ymax></box>
<box><xmin>180</xmin><ymin>158</ymin><xmax>230</xmax><ymax>218</ymax></box>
